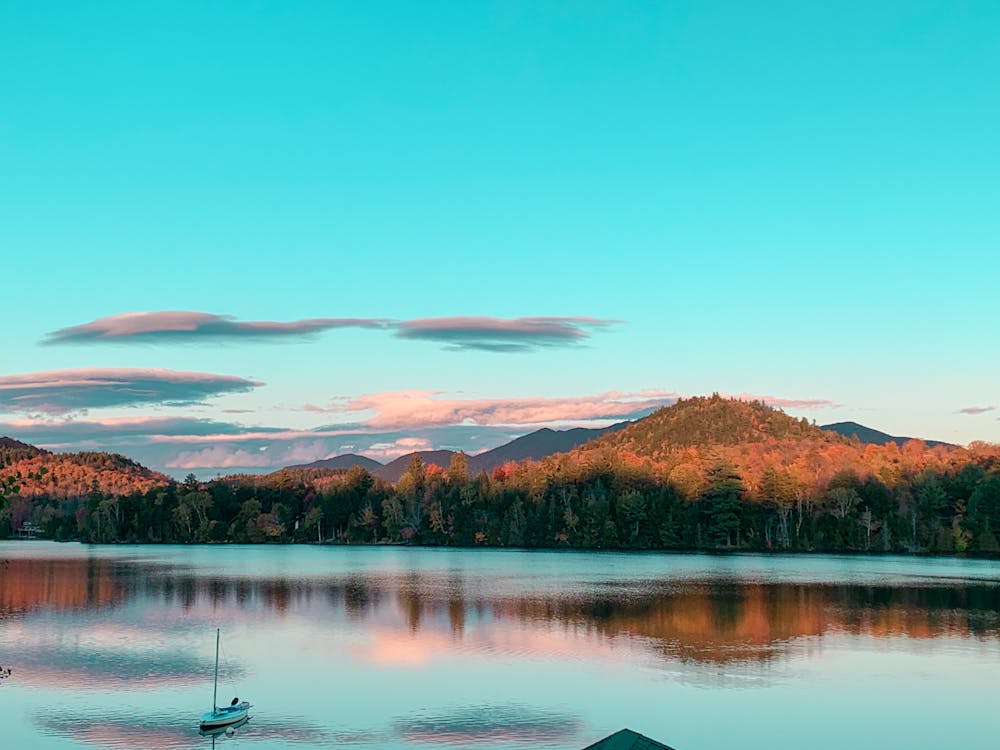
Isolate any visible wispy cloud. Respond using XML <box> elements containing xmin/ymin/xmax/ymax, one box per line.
<box><xmin>725</xmin><ymin>392</ymin><xmax>838</xmax><ymax>410</ymax></box>
<box><xmin>957</xmin><ymin>405</ymin><xmax>996</xmax><ymax>415</ymax></box>
<box><xmin>166</xmin><ymin>445</ymin><xmax>273</xmax><ymax>469</ymax></box>
<box><xmin>43</xmin><ymin>311</ymin><xmax>390</xmax><ymax>345</ymax></box>
<box><xmin>393</xmin><ymin>316</ymin><xmax>620</xmax><ymax>352</ymax></box>
<box><xmin>363</xmin><ymin>437</ymin><xmax>435</xmax><ymax>461</ymax></box>
<box><xmin>43</xmin><ymin>312</ymin><xmax>620</xmax><ymax>352</ymax></box>
<box><xmin>0</xmin><ymin>415</ymin><xmax>268</xmax><ymax>443</ymax></box>
<box><xmin>305</xmin><ymin>389</ymin><xmax>678</xmax><ymax>429</ymax></box>
<box><xmin>0</xmin><ymin>369</ymin><xmax>262</xmax><ymax>415</ymax></box>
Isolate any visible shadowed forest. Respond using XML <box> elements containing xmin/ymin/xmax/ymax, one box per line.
<box><xmin>3</xmin><ymin>398</ymin><xmax>1000</xmax><ymax>554</ymax></box>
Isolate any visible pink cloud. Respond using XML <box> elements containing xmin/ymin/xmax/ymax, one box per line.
<box><xmin>310</xmin><ymin>389</ymin><xmax>680</xmax><ymax>429</ymax></box>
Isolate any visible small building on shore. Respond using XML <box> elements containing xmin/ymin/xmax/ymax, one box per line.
<box><xmin>16</xmin><ymin>521</ymin><xmax>41</xmax><ymax>539</ymax></box>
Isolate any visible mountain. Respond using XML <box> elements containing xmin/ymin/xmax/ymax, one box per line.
<box><xmin>586</xmin><ymin>395</ymin><xmax>832</xmax><ymax>456</ymax></box>
<box><xmin>375</xmin><ymin>450</ymin><xmax>458</xmax><ymax>483</ymax></box>
<box><xmin>0</xmin><ymin>437</ymin><xmax>170</xmax><ymax>499</ymax></box>
<box><xmin>288</xmin><ymin>453</ymin><xmax>384</xmax><ymax>472</ymax></box>
<box><xmin>820</xmin><ymin>421</ymin><xmax>952</xmax><ymax>448</ymax></box>
<box><xmin>467</xmin><ymin>423</ymin><xmax>628</xmax><ymax>474</ymax></box>
<box><xmin>284</xmin><ymin>424</ymin><xmax>630</xmax><ymax>482</ymax></box>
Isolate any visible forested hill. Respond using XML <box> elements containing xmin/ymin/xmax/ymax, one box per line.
<box><xmin>586</xmin><ymin>395</ymin><xmax>835</xmax><ymax>454</ymax></box>
<box><xmin>0</xmin><ymin>438</ymin><xmax>170</xmax><ymax>499</ymax></box>
<box><xmin>570</xmin><ymin>395</ymin><xmax>967</xmax><ymax>500</ymax></box>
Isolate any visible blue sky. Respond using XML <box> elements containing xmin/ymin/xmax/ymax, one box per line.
<box><xmin>2</xmin><ymin>1</ymin><xmax>998</xmax><ymax>475</ymax></box>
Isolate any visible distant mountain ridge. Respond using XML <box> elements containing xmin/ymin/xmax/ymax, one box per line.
<box><xmin>819</xmin><ymin>421</ymin><xmax>952</xmax><ymax>448</ymax></box>
<box><xmin>288</xmin><ymin>423</ymin><xmax>629</xmax><ymax>481</ymax></box>
<box><xmin>287</xmin><ymin>453</ymin><xmax>384</xmax><ymax>472</ymax></box>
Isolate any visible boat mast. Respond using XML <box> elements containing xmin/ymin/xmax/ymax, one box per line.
<box><xmin>213</xmin><ymin>628</ymin><xmax>220</xmax><ymax>712</ymax></box>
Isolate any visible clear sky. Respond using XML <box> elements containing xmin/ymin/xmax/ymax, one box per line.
<box><xmin>2</xmin><ymin>1</ymin><xmax>998</xmax><ymax>476</ymax></box>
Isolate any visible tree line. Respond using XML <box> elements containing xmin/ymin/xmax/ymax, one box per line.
<box><xmin>3</xmin><ymin>449</ymin><xmax>1000</xmax><ymax>554</ymax></box>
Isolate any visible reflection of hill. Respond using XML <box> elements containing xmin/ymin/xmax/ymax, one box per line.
<box><xmin>0</xmin><ymin>558</ymin><xmax>125</xmax><ymax>616</ymax></box>
<box><xmin>532</xmin><ymin>583</ymin><xmax>1000</xmax><ymax>663</ymax></box>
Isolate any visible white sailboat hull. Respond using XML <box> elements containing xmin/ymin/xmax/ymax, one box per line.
<box><xmin>199</xmin><ymin>702</ymin><xmax>251</xmax><ymax>730</ymax></box>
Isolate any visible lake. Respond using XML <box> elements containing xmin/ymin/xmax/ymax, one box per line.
<box><xmin>1</xmin><ymin>542</ymin><xmax>998</xmax><ymax>749</ymax></box>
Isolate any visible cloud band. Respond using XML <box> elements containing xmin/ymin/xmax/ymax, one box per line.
<box><xmin>43</xmin><ymin>312</ymin><xmax>620</xmax><ymax>352</ymax></box>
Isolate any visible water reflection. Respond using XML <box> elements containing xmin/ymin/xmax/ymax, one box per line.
<box><xmin>200</xmin><ymin>715</ymin><xmax>250</xmax><ymax>739</ymax></box>
<box><xmin>393</xmin><ymin>704</ymin><xmax>582</xmax><ymax>746</ymax></box>
<box><xmin>4</xmin><ymin>545</ymin><xmax>1000</xmax><ymax>750</ymax></box>
<box><xmin>4</xmin><ymin>552</ymin><xmax>1000</xmax><ymax>671</ymax></box>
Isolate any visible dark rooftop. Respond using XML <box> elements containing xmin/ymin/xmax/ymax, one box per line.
<box><xmin>582</xmin><ymin>728</ymin><xmax>676</xmax><ymax>750</ymax></box>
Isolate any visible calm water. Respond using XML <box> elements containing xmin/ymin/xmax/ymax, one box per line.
<box><xmin>2</xmin><ymin>543</ymin><xmax>999</xmax><ymax>749</ymax></box>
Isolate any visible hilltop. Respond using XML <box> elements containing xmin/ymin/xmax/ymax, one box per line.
<box><xmin>587</xmin><ymin>396</ymin><xmax>831</xmax><ymax>454</ymax></box>
<box><xmin>0</xmin><ymin>437</ymin><xmax>170</xmax><ymax>499</ymax></box>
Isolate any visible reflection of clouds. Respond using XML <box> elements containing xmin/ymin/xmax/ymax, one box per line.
<box><xmin>394</xmin><ymin>704</ymin><xmax>583</xmax><ymax>746</ymax></box>
<box><xmin>34</xmin><ymin>704</ymin><xmax>582</xmax><ymax>749</ymax></box>
<box><xmin>37</xmin><ymin>711</ymin><xmax>349</xmax><ymax>749</ymax></box>
<box><xmin>350</xmin><ymin>624</ymin><xmax>623</xmax><ymax>668</ymax></box>
<box><xmin>5</xmin><ymin>624</ymin><xmax>243</xmax><ymax>691</ymax></box>
<box><xmin>37</xmin><ymin>713</ymin><xmax>196</xmax><ymax>749</ymax></box>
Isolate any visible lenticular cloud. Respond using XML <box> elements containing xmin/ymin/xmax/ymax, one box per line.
<box><xmin>0</xmin><ymin>368</ymin><xmax>263</xmax><ymax>415</ymax></box>
<box><xmin>393</xmin><ymin>316</ymin><xmax>620</xmax><ymax>351</ymax></box>
<box><xmin>43</xmin><ymin>312</ymin><xmax>620</xmax><ymax>352</ymax></box>
<box><xmin>43</xmin><ymin>311</ymin><xmax>391</xmax><ymax>345</ymax></box>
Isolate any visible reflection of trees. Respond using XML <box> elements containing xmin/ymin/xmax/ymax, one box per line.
<box><xmin>0</xmin><ymin>558</ymin><xmax>125</xmax><ymax>616</ymax></box>
<box><xmin>181</xmin><ymin>576</ymin><xmax>986</xmax><ymax>651</ymax></box>
<box><xmin>5</xmin><ymin>558</ymin><xmax>1000</xmax><ymax>665</ymax></box>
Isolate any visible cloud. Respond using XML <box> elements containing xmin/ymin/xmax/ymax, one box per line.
<box><xmin>394</xmin><ymin>316</ymin><xmax>620</xmax><ymax>352</ymax></box>
<box><xmin>0</xmin><ymin>415</ymin><xmax>264</xmax><ymax>443</ymax></box>
<box><xmin>724</xmin><ymin>393</ymin><xmax>838</xmax><ymax>410</ymax></box>
<box><xmin>43</xmin><ymin>312</ymin><xmax>620</xmax><ymax>352</ymax></box>
<box><xmin>957</xmin><ymin>405</ymin><xmax>996</xmax><ymax>415</ymax></box>
<box><xmin>166</xmin><ymin>438</ymin><xmax>350</xmax><ymax>469</ymax></box>
<box><xmin>363</xmin><ymin>437</ymin><xmax>434</xmax><ymax>461</ymax></box>
<box><xmin>166</xmin><ymin>445</ymin><xmax>274</xmax><ymax>469</ymax></box>
<box><xmin>0</xmin><ymin>368</ymin><xmax>263</xmax><ymax>415</ymax></box>
<box><xmin>306</xmin><ymin>389</ymin><xmax>679</xmax><ymax>429</ymax></box>
<box><xmin>43</xmin><ymin>311</ymin><xmax>390</xmax><ymax>344</ymax></box>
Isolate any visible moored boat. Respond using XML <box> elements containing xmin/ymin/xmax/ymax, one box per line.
<box><xmin>198</xmin><ymin>629</ymin><xmax>252</xmax><ymax>733</ymax></box>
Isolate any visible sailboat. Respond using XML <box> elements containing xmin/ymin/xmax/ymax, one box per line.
<box><xmin>199</xmin><ymin>629</ymin><xmax>252</xmax><ymax>733</ymax></box>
